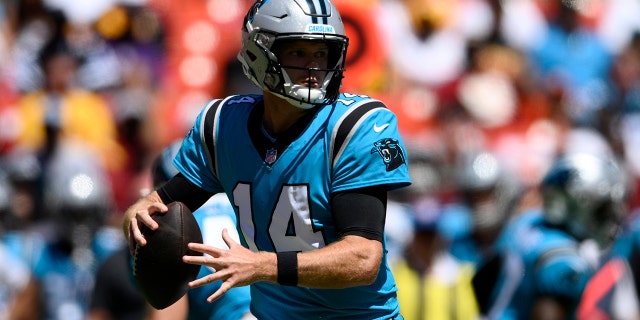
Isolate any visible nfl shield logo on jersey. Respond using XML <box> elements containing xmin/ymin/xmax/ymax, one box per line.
<box><xmin>265</xmin><ymin>148</ymin><xmax>277</xmax><ymax>165</ymax></box>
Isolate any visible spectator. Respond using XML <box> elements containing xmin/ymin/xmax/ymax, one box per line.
<box><xmin>14</xmin><ymin>36</ymin><xmax>126</xmax><ymax>173</ymax></box>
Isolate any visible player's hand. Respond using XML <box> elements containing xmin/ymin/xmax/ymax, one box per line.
<box><xmin>183</xmin><ymin>228</ymin><xmax>274</xmax><ymax>302</ymax></box>
<box><xmin>122</xmin><ymin>191</ymin><xmax>168</xmax><ymax>251</ymax></box>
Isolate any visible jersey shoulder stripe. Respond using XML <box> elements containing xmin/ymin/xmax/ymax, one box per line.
<box><xmin>201</xmin><ymin>94</ymin><xmax>263</xmax><ymax>178</ymax></box>
<box><xmin>201</xmin><ymin>98</ymin><xmax>225</xmax><ymax>178</ymax></box>
<box><xmin>330</xmin><ymin>99</ymin><xmax>387</xmax><ymax>170</ymax></box>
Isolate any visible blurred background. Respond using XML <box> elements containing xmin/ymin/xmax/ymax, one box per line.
<box><xmin>0</xmin><ymin>0</ymin><xmax>639</xmax><ymax>319</ymax></box>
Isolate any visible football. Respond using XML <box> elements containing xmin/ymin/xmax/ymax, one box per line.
<box><xmin>133</xmin><ymin>201</ymin><xmax>203</xmax><ymax>309</ymax></box>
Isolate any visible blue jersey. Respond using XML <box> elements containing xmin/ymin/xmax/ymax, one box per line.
<box><xmin>25</xmin><ymin>228</ymin><xmax>120</xmax><ymax>320</ymax></box>
<box><xmin>0</xmin><ymin>233</ymin><xmax>32</xmax><ymax>318</ymax></box>
<box><xmin>437</xmin><ymin>203</ymin><xmax>480</xmax><ymax>265</ymax></box>
<box><xmin>611</xmin><ymin>213</ymin><xmax>640</xmax><ymax>262</ymax></box>
<box><xmin>483</xmin><ymin>210</ymin><xmax>595</xmax><ymax>319</ymax></box>
<box><xmin>188</xmin><ymin>194</ymin><xmax>252</xmax><ymax>320</ymax></box>
<box><xmin>610</xmin><ymin>213</ymin><xmax>640</xmax><ymax>301</ymax></box>
<box><xmin>576</xmin><ymin>213</ymin><xmax>640</xmax><ymax>319</ymax></box>
<box><xmin>174</xmin><ymin>93</ymin><xmax>411</xmax><ymax>319</ymax></box>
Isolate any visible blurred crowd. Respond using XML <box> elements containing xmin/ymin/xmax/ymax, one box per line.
<box><xmin>0</xmin><ymin>0</ymin><xmax>639</xmax><ymax>319</ymax></box>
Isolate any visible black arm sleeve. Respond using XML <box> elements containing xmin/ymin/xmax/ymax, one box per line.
<box><xmin>330</xmin><ymin>185</ymin><xmax>387</xmax><ymax>242</ymax></box>
<box><xmin>157</xmin><ymin>173</ymin><xmax>215</xmax><ymax>212</ymax></box>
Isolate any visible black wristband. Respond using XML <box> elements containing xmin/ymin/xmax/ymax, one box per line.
<box><xmin>277</xmin><ymin>251</ymin><xmax>298</xmax><ymax>286</ymax></box>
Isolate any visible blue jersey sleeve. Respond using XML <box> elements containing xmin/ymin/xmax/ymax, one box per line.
<box><xmin>331</xmin><ymin>106</ymin><xmax>411</xmax><ymax>193</ymax></box>
<box><xmin>535</xmin><ymin>250</ymin><xmax>593</xmax><ymax>298</ymax></box>
<box><xmin>173</xmin><ymin>100</ymin><xmax>224</xmax><ymax>194</ymax></box>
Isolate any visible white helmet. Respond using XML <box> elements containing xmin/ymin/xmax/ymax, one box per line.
<box><xmin>541</xmin><ymin>153</ymin><xmax>627</xmax><ymax>247</ymax></box>
<box><xmin>238</xmin><ymin>0</ymin><xmax>349</xmax><ymax>109</ymax></box>
<box><xmin>453</xmin><ymin>151</ymin><xmax>520</xmax><ymax>233</ymax></box>
<box><xmin>44</xmin><ymin>141</ymin><xmax>112</xmax><ymax>243</ymax></box>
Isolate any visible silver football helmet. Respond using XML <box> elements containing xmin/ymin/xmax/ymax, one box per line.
<box><xmin>238</xmin><ymin>0</ymin><xmax>349</xmax><ymax>109</ymax></box>
<box><xmin>44</xmin><ymin>141</ymin><xmax>112</xmax><ymax>246</ymax></box>
<box><xmin>454</xmin><ymin>151</ymin><xmax>520</xmax><ymax>233</ymax></box>
<box><xmin>542</xmin><ymin>153</ymin><xmax>627</xmax><ymax>247</ymax></box>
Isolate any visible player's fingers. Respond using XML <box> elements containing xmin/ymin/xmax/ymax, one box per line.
<box><xmin>136</xmin><ymin>209</ymin><xmax>158</xmax><ymax>230</ymax></box>
<box><xmin>183</xmin><ymin>252</ymin><xmax>223</xmax><ymax>271</ymax></box>
<box><xmin>148</xmin><ymin>202</ymin><xmax>169</xmax><ymax>213</ymax></box>
<box><xmin>130</xmin><ymin>218</ymin><xmax>147</xmax><ymax>246</ymax></box>
<box><xmin>187</xmin><ymin>242</ymin><xmax>223</xmax><ymax>257</ymax></box>
<box><xmin>189</xmin><ymin>278</ymin><xmax>207</xmax><ymax>288</ymax></box>
<box><xmin>207</xmin><ymin>281</ymin><xmax>232</xmax><ymax>303</ymax></box>
<box><xmin>183</xmin><ymin>253</ymin><xmax>208</xmax><ymax>265</ymax></box>
<box><xmin>188</xmin><ymin>270</ymin><xmax>225</xmax><ymax>288</ymax></box>
<box><xmin>221</xmin><ymin>228</ymin><xmax>240</xmax><ymax>248</ymax></box>
<box><xmin>122</xmin><ymin>219</ymin><xmax>131</xmax><ymax>241</ymax></box>
<box><xmin>128</xmin><ymin>227</ymin><xmax>137</xmax><ymax>256</ymax></box>
<box><xmin>134</xmin><ymin>202</ymin><xmax>167</xmax><ymax>232</ymax></box>
<box><xmin>188</xmin><ymin>274</ymin><xmax>214</xmax><ymax>288</ymax></box>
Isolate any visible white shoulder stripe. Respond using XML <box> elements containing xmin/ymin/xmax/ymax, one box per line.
<box><xmin>200</xmin><ymin>96</ymin><xmax>235</xmax><ymax>178</ymax></box>
<box><xmin>329</xmin><ymin>99</ymin><xmax>387</xmax><ymax>172</ymax></box>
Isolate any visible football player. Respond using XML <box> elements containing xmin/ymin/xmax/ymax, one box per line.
<box><xmin>474</xmin><ymin>153</ymin><xmax>627</xmax><ymax>319</ymax></box>
<box><xmin>123</xmin><ymin>0</ymin><xmax>412</xmax><ymax>319</ymax></box>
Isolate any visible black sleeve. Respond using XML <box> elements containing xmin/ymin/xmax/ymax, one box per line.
<box><xmin>330</xmin><ymin>185</ymin><xmax>387</xmax><ymax>242</ymax></box>
<box><xmin>157</xmin><ymin>173</ymin><xmax>215</xmax><ymax>212</ymax></box>
<box><xmin>631</xmin><ymin>239</ymin><xmax>640</xmax><ymax>300</ymax></box>
<box><xmin>90</xmin><ymin>247</ymin><xmax>147</xmax><ymax>319</ymax></box>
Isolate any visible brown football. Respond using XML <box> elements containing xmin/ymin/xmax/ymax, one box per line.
<box><xmin>133</xmin><ymin>201</ymin><xmax>203</xmax><ymax>309</ymax></box>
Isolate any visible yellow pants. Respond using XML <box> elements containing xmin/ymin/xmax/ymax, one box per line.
<box><xmin>393</xmin><ymin>255</ymin><xmax>479</xmax><ymax>320</ymax></box>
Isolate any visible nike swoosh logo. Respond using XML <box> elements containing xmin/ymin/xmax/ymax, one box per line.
<box><xmin>373</xmin><ymin>123</ymin><xmax>390</xmax><ymax>133</ymax></box>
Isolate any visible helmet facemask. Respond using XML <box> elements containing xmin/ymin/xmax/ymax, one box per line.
<box><xmin>541</xmin><ymin>153</ymin><xmax>628</xmax><ymax>248</ymax></box>
<box><xmin>240</xmin><ymin>31</ymin><xmax>347</xmax><ymax>109</ymax></box>
<box><xmin>545</xmin><ymin>188</ymin><xmax>624</xmax><ymax>248</ymax></box>
<box><xmin>274</xmin><ymin>36</ymin><xmax>346</xmax><ymax>108</ymax></box>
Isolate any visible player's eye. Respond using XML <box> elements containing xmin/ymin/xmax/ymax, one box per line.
<box><xmin>290</xmin><ymin>49</ymin><xmax>305</xmax><ymax>57</ymax></box>
<box><xmin>315</xmin><ymin>50</ymin><xmax>328</xmax><ymax>59</ymax></box>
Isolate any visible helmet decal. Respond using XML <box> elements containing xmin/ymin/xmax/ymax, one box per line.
<box><xmin>306</xmin><ymin>24</ymin><xmax>335</xmax><ymax>33</ymax></box>
<box><xmin>304</xmin><ymin>0</ymin><xmax>329</xmax><ymax>24</ymax></box>
<box><xmin>244</xmin><ymin>0</ymin><xmax>266</xmax><ymax>27</ymax></box>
